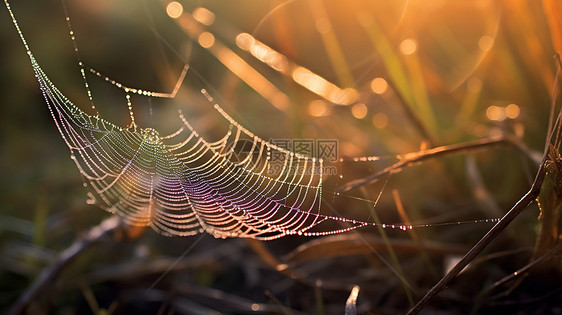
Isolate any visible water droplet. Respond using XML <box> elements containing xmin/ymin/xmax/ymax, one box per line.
<box><xmin>142</xmin><ymin>128</ymin><xmax>160</xmax><ymax>142</ymax></box>
<box><xmin>86</xmin><ymin>192</ymin><xmax>96</xmax><ymax>205</ymax></box>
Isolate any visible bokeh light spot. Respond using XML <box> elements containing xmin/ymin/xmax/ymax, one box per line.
<box><xmin>372</xmin><ymin>112</ymin><xmax>388</xmax><ymax>128</ymax></box>
<box><xmin>479</xmin><ymin>35</ymin><xmax>494</xmax><ymax>52</ymax></box>
<box><xmin>315</xmin><ymin>17</ymin><xmax>332</xmax><ymax>34</ymax></box>
<box><xmin>308</xmin><ymin>100</ymin><xmax>329</xmax><ymax>117</ymax></box>
<box><xmin>166</xmin><ymin>2</ymin><xmax>183</xmax><ymax>19</ymax></box>
<box><xmin>193</xmin><ymin>7</ymin><xmax>215</xmax><ymax>25</ymax></box>
<box><xmin>506</xmin><ymin>104</ymin><xmax>520</xmax><ymax>119</ymax></box>
<box><xmin>236</xmin><ymin>33</ymin><xmax>254</xmax><ymax>50</ymax></box>
<box><xmin>370</xmin><ymin>77</ymin><xmax>388</xmax><ymax>95</ymax></box>
<box><xmin>198</xmin><ymin>32</ymin><xmax>215</xmax><ymax>48</ymax></box>
<box><xmin>486</xmin><ymin>105</ymin><xmax>505</xmax><ymax>121</ymax></box>
<box><xmin>400</xmin><ymin>39</ymin><xmax>417</xmax><ymax>55</ymax></box>
<box><xmin>352</xmin><ymin>103</ymin><xmax>368</xmax><ymax>119</ymax></box>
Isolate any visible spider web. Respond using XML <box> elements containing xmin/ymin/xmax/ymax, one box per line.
<box><xmin>5</xmin><ymin>0</ymin><xmax>380</xmax><ymax>240</ymax></box>
<box><xmin>6</xmin><ymin>0</ymin><xmax>504</xmax><ymax>241</ymax></box>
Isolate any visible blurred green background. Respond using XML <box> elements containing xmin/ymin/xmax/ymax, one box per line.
<box><xmin>1</xmin><ymin>0</ymin><xmax>560</xmax><ymax>313</ymax></box>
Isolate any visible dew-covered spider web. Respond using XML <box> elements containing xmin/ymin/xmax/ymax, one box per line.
<box><xmin>5</xmin><ymin>1</ymin><xmax>499</xmax><ymax>240</ymax></box>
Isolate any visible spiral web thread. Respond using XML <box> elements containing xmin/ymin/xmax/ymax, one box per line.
<box><xmin>7</xmin><ymin>1</ymin><xmax>394</xmax><ymax>240</ymax></box>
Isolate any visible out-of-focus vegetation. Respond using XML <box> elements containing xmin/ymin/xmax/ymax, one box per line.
<box><xmin>1</xmin><ymin>0</ymin><xmax>561</xmax><ymax>314</ymax></box>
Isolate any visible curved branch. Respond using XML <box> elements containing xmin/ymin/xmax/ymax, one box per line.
<box><xmin>336</xmin><ymin>135</ymin><xmax>535</xmax><ymax>193</ymax></box>
<box><xmin>9</xmin><ymin>216</ymin><xmax>123</xmax><ymax>315</ymax></box>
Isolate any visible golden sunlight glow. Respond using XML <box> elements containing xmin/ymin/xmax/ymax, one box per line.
<box><xmin>292</xmin><ymin>67</ymin><xmax>358</xmax><ymax>105</ymax></box>
<box><xmin>370</xmin><ymin>77</ymin><xmax>388</xmax><ymax>94</ymax></box>
<box><xmin>372</xmin><ymin>112</ymin><xmax>388</xmax><ymax>128</ymax></box>
<box><xmin>292</xmin><ymin>67</ymin><xmax>325</xmax><ymax>95</ymax></box>
<box><xmin>351</xmin><ymin>103</ymin><xmax>368</xmax><ymax>119</ymax></box>
<box><xmin>236</xmin><ymin>32</ymin><xmax>356</xmax><ymax>105</ymax></box>
<box><xmin>467</xmin><ymin>77</ymin><xmax>482</xmax><ymax>93</ymax></box>
<box><xmin>486</xmin><ymin>105</ymin><xmax>506</xmax><ymax>121</ymax></box>
<box><xmin>193</xmin><ymin>7</ymin><xmax>215</xmax><ymax>25</ymax></box>
<box><xmin>356</xmin><ymin>11</ymin><xmax>374</xmax><ymax>27</ymax></box>
<box><xmin>166</xmin><ymin>2</ymin><xmax>183</xmax><ymax>19</ymax></box>
<box><xmin>236</xmin><ymin>33</ymin><xmax>254</xmax><ymax>50</ymax></box>
<box><xmin>236</xmin><ymin>33</ymin><xmax>288</xmax><ymax>73</ymax></box>
<box><xmin>198</xmin><ymin>32</ymin><xmax>215</xmax><ymax>48</ymax></box>
<box><xmin>400</xmin><ymin>38</ymin><xmax>417</xmax><ymax>55</ymax></box>
<box><xmin>308</xmin><ymin>100</ymin><xmax>329</xmax><ymax>117</ymax></box>
<box><xmin>176</xmin><ymin>14</ymin><xmax>290</xmax><ymax>111</ymax></box>
<box><xmin>479</xmin><ymin>35</ymin><xmax>494</xmax><ymax>52</ymax></box>
<box><xmin>213</xmin><ymin>44</ymin><xmax>291</xmax><ymax>111</ymax></box>
<box><xmin>506</xmin><ymin>104</ymin><xmax>520</xmax><ymax>119</ymax></box>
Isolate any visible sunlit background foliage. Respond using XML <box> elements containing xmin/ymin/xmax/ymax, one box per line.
<box><xmin>1</xmin><ymin>0</ymin><xmax>560</xmax><ymax>313</ymax></box>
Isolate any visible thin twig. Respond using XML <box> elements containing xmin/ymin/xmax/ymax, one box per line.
<box><xmin>245</xmin><ymin>239</ymin><xmax>356</xmax><ymax>291</ymax></box>
<box><xmin>175</xmin><ymin>283</ymin><xmax>308</xmax><ymax>314</ymax></box>
<box><xmin>479</xmin><ymin>241</ymin><xmax>562</xmax><ymax>299</ymax></box>
<box><xmin>545</xmin><ymin>55</ymin><xmax>560</xmax><ymax>149</ymax></box>
<box><xmin>9</xmin><ymin>216</ymin><xmax>123</xmax><ymax>315</ymax></box>
<box><xmin>336</xmin><ymin>135</ymin><xmax>532</xmax><ymax>193</ymax></box>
